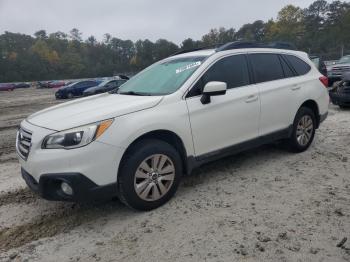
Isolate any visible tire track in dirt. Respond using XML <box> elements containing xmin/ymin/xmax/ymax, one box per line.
<box><xmin>0</xmin><ymin>200</ymin><xmax>120</xmax><ymax>252</ymax></box>
<box><xmin>0</xmin><ymin>188</ymin><xmax>37</xmax><ymax>207</ymax></box>
<box><xmin>0</xmin><ymin>125</ymin><xmax>18</xmax><ymax>132</ymax></box>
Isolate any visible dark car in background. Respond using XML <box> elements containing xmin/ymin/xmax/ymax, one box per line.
<box><xmin>48</xmin><ymin>81</ymin><xmax>66</xmax><ymax>88</ymax></box>
<box><xmin>328</xmin><ymin>55</ymin><xmax>350</xmax><ymax>86</ymax></box>
<box><xmin>14</xmin><ymin>83</ymin><xmax>31</xmax><ymax>88</ymax></box>
<box><xmin>83</xmin><ymin>78</ymin><xmax>128</xmax><ymax>96</ymax></box>
<box><xmin>37</xmin><ymin>81</ymin><xmax>52</xmax><ymax>88</ymax></box>
<box><xmin>329</xmin><ymin>71</ymin><xmax>350</xmax><ymax>108</ymax></box>
<box><xmin>0</xmin><ymin>83</ymin><xmax>15</xmax><ymax>91</ymax></box>
<box><xmin>55</xmin><ymin>80</ymin><xmax>100</xmax><ymax>99</ymax></box>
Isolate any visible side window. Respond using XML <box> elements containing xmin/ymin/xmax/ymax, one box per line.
<box><xmin>89</xmin><ymin>81</ymin><xmax>97</xmax><ymax>87</ymax></box>
<box><xmin>117</xmin><ymin>80</ymin><xmax>126</xmax><ymax>86</ymax></box>
<box><xmin>284</xmin><ymin>55</ymin><xmax>311</xmax><ymax>76</ymax></box>
<box><xmin>79</xmin><ymin>81</ymin><xmax>88</xmax><ymax>87</ymax></box>
<box><xmin>106</xmin><ymin>81</ymin><xmax>116</xmax><ymax>87</ymax></box>
<box><xmin>249</xmin><ymin>53</ymin><xmax>285</xmax><ymax>83</ymax></box>
<box><xmin>279</xmin><ymin>55</ymin><xmax>295</xmax><ymax>78</ymax></box>
<box><xmin>75</xmin><ymin>82</ymin><xmax>84</xmax><ymax>88</ymax></box>
<box><xmin>187</xmin><ymin>55</ymin><xmax>250</xmax><ymax>97</ymax></box>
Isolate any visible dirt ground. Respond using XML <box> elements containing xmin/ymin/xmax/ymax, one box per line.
<box><xmin>0</xmin><ymin>87</ymin><xmax>349</xmax><ymax>262</ymax></box>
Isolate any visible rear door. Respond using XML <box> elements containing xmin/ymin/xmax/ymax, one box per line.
<box><xmin>249</xmin><ymin>53</ymin><xmax>298</xmax><ymax>136</ymax></box>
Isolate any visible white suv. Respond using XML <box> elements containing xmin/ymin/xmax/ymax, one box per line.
<box><xmin>17</xmin><ymin>42</ymin><xmax>329</xmax><ymax>210</ymax></box>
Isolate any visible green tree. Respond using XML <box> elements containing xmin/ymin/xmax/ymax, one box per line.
<box><xmin>201</xmin><ymin>27</ymin><xmax>236</xmax><ymax>46</ymax></box>
<box><xmin>181</xmin><ymin>38</ymin><xmax>202</xmax><ymax>50</ymax></box>
<box><xmin>34</xmin><ymin>30</ymin><xmax>48</xmax><ymax>39</ymax></box>
<box><xmin>236</xmin><ymin>20</ymin><xmax>266</xmax><ymax>41</ymax></box>
<box><xmin>69</xmin><ymin>28</ymin><xmax>82</xmax><ymax>42</ymax></box>
<box><xmin>265</xmin><ymin>5</ymin><xmax>305</xmax><ymax>46</ymax></box>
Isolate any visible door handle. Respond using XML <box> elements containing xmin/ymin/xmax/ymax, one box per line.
<box><xmin>291</xmin><ymin>85</ymin><xmax>301</xmax><ymax>91</ymax></box>
<box><xmin>245</xmin><ymin>95</ymin><xmax>258</xmax><ymax>103</ymax></box>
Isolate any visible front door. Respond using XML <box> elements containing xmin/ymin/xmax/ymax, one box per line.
<box><xmin>186</xmin><ymin>54</ymin><xmax>260</xmax><ymax>157</ymax></box>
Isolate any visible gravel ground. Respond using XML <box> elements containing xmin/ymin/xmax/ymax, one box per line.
<box><xmin>0</xmin><ymin>88</ymin><xmax>349</xmax><ymax>262</ymax></box>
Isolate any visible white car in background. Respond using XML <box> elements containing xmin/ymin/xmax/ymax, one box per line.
<box><xmin>17</xmin><ymin>42</ymin><xmax>329</xmax><ymax>211</ymax></box>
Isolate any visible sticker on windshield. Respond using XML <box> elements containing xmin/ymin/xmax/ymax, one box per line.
<box><xmin>176</xmin><ymin>61</ymin><xmax>201</xmax><ymax>74</ymax></box>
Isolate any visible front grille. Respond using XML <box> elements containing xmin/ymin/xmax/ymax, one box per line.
<box><xmin>333</xmin><ymin>66</ymin><xmax>350</xmax><ymax>72</ymax></box>
<box><xmin>16</xmin><ymin>127</ymin><xmax>32</xmax><ymax>160</ymax></box>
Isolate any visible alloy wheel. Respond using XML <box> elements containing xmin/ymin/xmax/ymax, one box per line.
<box><xmin>296</xmin><ymin>115</ymin><xmax>314</xmax><ymax>146</ymax></box>
<box><xmin>134</xmin><ymin>154</ymin><xmax>175</xmax><ymax>201</ymax></box>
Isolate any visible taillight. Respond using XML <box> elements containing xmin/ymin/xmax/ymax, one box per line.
<box><xmin>319</xmin><ymin>76</ymin><xmax>328</xmax><ymax>87</ymax></box>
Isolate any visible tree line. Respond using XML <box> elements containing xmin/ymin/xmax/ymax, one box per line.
<box><xmin>0</xmin><ymin>0</ymin><xmax>349</xmax><ymax>82</ymax></box>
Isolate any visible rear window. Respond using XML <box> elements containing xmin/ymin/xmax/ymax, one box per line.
<box><xmin>279</xmin><ymin>56</ymin><xmax>295</xmax><ymax>77</ymax></box>
<box><xmin>249</xmin><ymin>53</ymin><xmax>285</xmax><ymax>83</ymax></box>
<box><xmin>284</xmin><ymin>55</ymin><xmax>311</xmax><ymax>76</ymax></box>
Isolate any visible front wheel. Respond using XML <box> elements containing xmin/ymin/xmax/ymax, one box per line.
<box><xmin>287</xmin><ymin>107</ymin><xmax>316</xmax><ymax>153</ymax></box>
<box><xmin>118</xmin><ymin>139</ymin><xmax>182</xmax><ymax>211</ymax></box>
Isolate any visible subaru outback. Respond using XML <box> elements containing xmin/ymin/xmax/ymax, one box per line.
<box><xmin>17</xmin><ymin>42</ymin><xmax>329</xmax><ymax>211</ymax></box>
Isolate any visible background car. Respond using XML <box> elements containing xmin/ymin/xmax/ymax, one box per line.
<box><xmin>55</xmin><ymin>80</ymin><xmax>100</xmax><ymax>99</ymax></box>
<box><xmin>325</xmin><ymin>60</ymin><xmax>338</xmax><ymax>72</ymax></box>
<box><xmin>14</xmin><ymin>83</ymin><xmax>31</xmax><ymax>88</ymax></box>
<box><xmin>0</xmin><ymin>83</ymin><xmax>15</xmax><ymax>91</ymax></box>
<box><xmin>48</xmin><ymin>81</ymin><xmax>66</xmax><ymax>88</ymax></box>
<box><xmin>36</xmin><ymin>81</ymin><xmax>52</xmax><ymax>88</ymax></box>
<box><xmin>328</xmin><ymin>55</ymin><xmax>350</xmax><ymax>86</ymax></box>
<box><xmin>309</xmin><ymin>55</ymin><xmax>327</xmax><ymax>77</ymax></box>
<box><xmin>329</xmin><ymin>71</ymin><xmax>350</xmax><ymax>108</ymax></box>
<box><xmin>83</xmin><ymin>78</ymin><xmax>128</xmax><ymax>96</ymax></box>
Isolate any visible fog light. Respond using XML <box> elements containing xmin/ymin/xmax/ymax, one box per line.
<box><xmin>61</xmin><ymin>182</ymin><xmax>73</xmax><ymax>196</ymax></box>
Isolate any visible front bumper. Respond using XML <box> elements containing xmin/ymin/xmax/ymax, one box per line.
<box><xmin>17</xmin><ymin>120</ymin><xmax>126</xmax><ymax>201</ymax></box>
<box><xmin>55</xmin><ymin>92</ymin><xmax>63</xmax><ymax>99</ymax></box>
<box><xmin>22</xmin><ymin>168</ymin><xmax>117</xmax><ymax>201</ymax></box>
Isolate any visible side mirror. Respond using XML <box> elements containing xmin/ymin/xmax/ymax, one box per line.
<box><xmin>201</xmin><ymin>81</ymin><xmax>227</xmax><ymax>104</ymax></box>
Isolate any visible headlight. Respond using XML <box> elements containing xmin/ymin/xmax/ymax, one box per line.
<box><xmin>42</xmin><ymin>119</ymin><xmax>113</xmax><ymax>149</ymax></box>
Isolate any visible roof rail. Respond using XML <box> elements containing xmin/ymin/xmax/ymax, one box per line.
<box><xmin>172</xmin><ymin>43</ymin><xmax>223</xmax><ymax>56</ymax></box>
<box><xmin>216</xmin><ymin>41</ymin><xmax>297</xmax><ymax>52</ymax></box>
<box><xmin>171</xmin><ymin>41</ymin><xmax>297</xmax><ymax>57</ymax></box>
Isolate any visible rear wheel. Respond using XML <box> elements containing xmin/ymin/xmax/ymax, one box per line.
<box><xmin>287</xmin><ymin>107</ymin><xmax>316</xmax><ymax>153</ymax></box>
<box><xmin>118</xmin><ymin>139</ymin><xmax>182</xmax><ymax>211</ymax></box>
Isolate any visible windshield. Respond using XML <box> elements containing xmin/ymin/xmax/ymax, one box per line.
<box><xmin>117</xmin><ymin>56</ymin><xmax>207</xmax><ymax>96</ymax></box>
<box><xmin>338</xmin><ymin>56</ymin><xmax>350</xmax><ymax>64</ymax></box>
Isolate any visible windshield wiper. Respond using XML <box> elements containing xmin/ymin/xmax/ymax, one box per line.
<box><xmin>117</xmin><ymin>91</ymin><xmax>151</xmax><ymax>96</ymax></box>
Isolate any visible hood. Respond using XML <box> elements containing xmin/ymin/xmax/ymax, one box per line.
<box><xmin>27</xmin><ymin>93</ymin><xmax>163</xmax><ymax>130</ymax></box>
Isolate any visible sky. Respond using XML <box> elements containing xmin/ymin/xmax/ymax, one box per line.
<box><xmin>0</xmin><ymin>0</ymin><xmax>317</xmax><ymax>44</ymax></box>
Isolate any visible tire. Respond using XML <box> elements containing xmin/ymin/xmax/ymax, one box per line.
<box><xmin>118</xmin><ymin>139</ymin><xmax>182</xmax><ymax>211</ymax></box>
<box><xmin>287</xmin><ymin>107</ymin><xmax>316</xmax><ymax>153</ymax></box>
<box><xmin>67</xmin><ymin>92</ymin><xmax>73</xmax><ymax>99</ymax></box>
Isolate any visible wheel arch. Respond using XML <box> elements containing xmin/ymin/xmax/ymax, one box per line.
<box><xmin>299</xmin><ymin>100</ymin><xmax>320</xmax><ymax>128</ymax></box>
<box><xmin>118</xmin><ymin>129</ymin><xmax>191</xmax><ymax>177</ymax></box>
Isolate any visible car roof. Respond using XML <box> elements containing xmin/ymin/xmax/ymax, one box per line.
<box><xmin>171</xmin><ymin>48</ymin><xmax>308</xmax><ymax>61</ymax></box>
